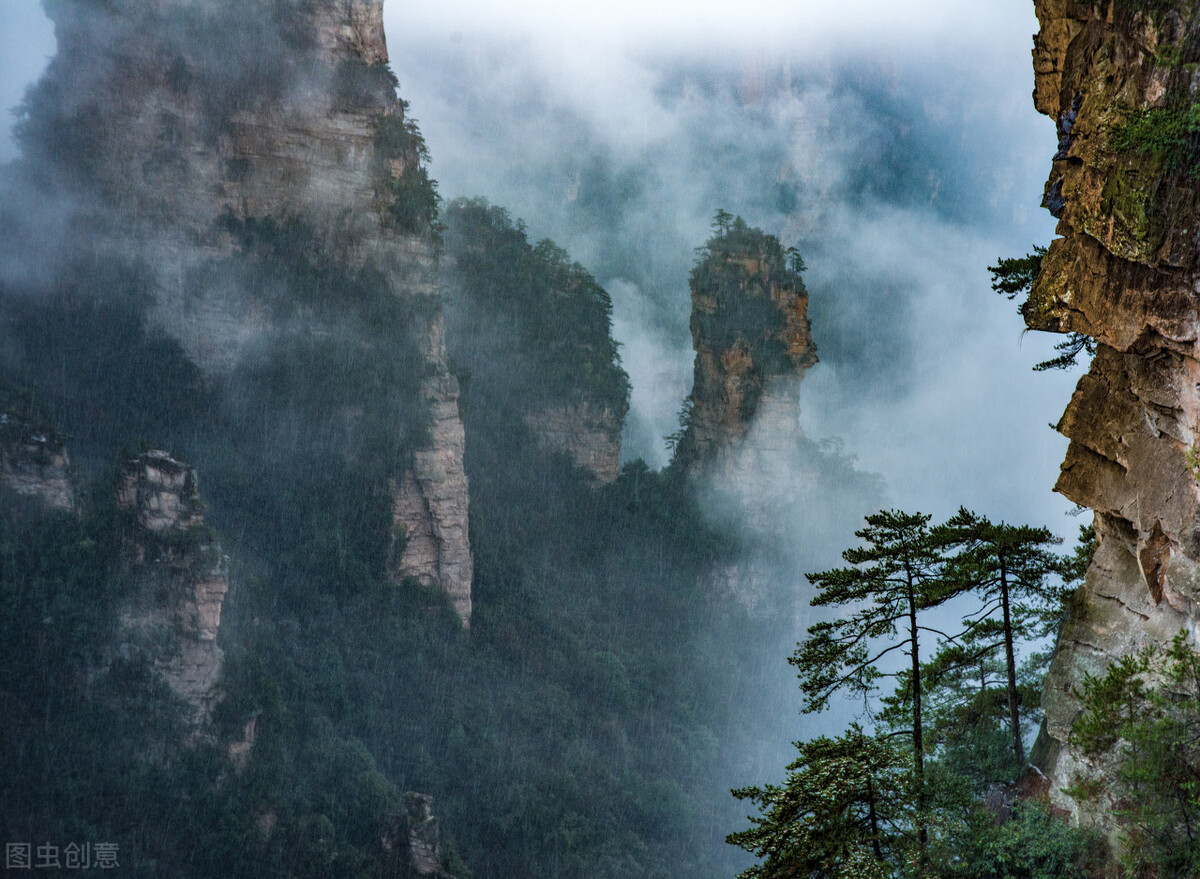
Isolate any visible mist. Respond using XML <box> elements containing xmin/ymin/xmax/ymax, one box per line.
<box><xmin>382</xmin><ymin>2</ymin><xmax>1076</xmax><ymax>526</ymax></box>
<box><xmin>379</xmin><ymin>0</ymin><xmax>1080</xmax><ymax>792</ymax></box>
<box><xmin>0</xmin><ymin>3</ymin><xmax>1080</xmax><ymax>524</ymax></box>
<box><xmin>0</xmin><ymin>1</ymin><xmax>1087</xmax><ymax>874</ymax></box>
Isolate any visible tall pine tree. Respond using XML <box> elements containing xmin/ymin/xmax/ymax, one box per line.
<box><xmin>792</xmin><ymin>510</ymin><xmax>957</xmax><ymax>875</ymax></box>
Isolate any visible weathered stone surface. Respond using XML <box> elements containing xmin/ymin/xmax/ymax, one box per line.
<box><xmin>116</xmin><ymin>452</ymin><xmax>228</xmax><ymax>723</ymax></box>
<box><xmin>1028</xmin><ymin>0</ymin><xmax>1200</xmax><ymax>842</ymax></box>
<box><xmin>525</xmin><ymin>402</ymin><xmax>622</xmax><ymax>484</ymax></box>
<box><xmin>34</xmin><ymin>0</ymin><xmax>472</xmax><ymax>618</ymax></box>
<box><xmin>390</xmin><ymin>316</ymin><xmax>473</xmax><ymax>626</ymax></box>
<box><xmin>379</xmin><ymin>793</ymin><xmax>454</xmax><ymax>879</ymax></box>
<box><xmin>674</xmin><ymin>229</ymin><xmax>819</xmax><ymax>613</ymax></box>
<box><xmin>682</xmin><ymin>251</ymin><xmax>815</xmax><ymax>469</ymax></box>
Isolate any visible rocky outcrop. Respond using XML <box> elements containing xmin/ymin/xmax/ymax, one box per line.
<box><xmin>116</xmin><ymin>451</ymin><xmax>228</xmax><ymax>722</ymax></box>
<box><xmin>1027</xmin><ymin>0</ymin><xmax>1200</xmax><ymax>837</ymax></box>
<box><xmin>27</xmin><ymin>0</ymin><xmax>472</xmax><ymax>618</ymax></box>
<box><xmin>390</xmin><ymin>324</ymin><xmax>473</xmax><ymax>626</ymax></box>
<box><xmin>676</xmin><ymin>222</ymin><xmax>816</xmax><ymax>474</ymax></box>
<box><xmin>379</xmin><ymin>793</ymin><xmax>455</xmax><ymax>879</ymax></box>
<box><xmin>672</xmin><ymin>220</ymin><xmax>820</xmax><ymax>614</ymax></box>
<box><xmin>0</xmin><ymin>393</ymin><xmax>74</xmax><ymax>512</ymax></box>
<box><xmin>525</xmin><ymin>402</ymin><xmax>622</xmax><ymax>484</ymax></box>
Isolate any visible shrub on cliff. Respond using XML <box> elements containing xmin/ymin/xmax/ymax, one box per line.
<box><xmin>1071</xmin><ymin>632</ymin><xmax>1200</xmax><ymax>876</ymax></box>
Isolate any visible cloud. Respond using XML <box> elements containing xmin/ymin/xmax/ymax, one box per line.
<box><xmin>385</xmin><ymin>17</ymin><xmax>1074</xmax><ymax>537</ymax></box>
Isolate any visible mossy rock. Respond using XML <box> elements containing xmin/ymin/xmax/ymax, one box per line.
<box><xmin>1096</xmin><ymin>160</ymin><xmax>1168</xmax><ymax>261</ymax></box>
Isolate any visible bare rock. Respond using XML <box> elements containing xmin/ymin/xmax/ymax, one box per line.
<box><xmin>33</xmin><ymin>1</ymin><xmax>474</xmax><ymax>622</ymax></box>
<box><xmin>674</xmin><ymin>224</ymin><xmax>818</xmax><ymax>613</ymax></box>
<box><xmin>380</xmin><ymin>793</ymin><xmax>455</xmax><ymax>879</ymax></box>
<box><xmin>525</xmin><ymin>402</ymin><xmax>622</xmax><ymax>484</ymax></box>
<box><xmin>680</xmin><ymin>247</ymin><xmax>815</xmax><ymax>469</ymax></box>
<box><xmin>116</xmin><ymin>452</ymin><xmax>228</xmax><ymax>723</ymax></box>
<box><xmin>1028</xmin><ymin>0</ymin><xmax>1200</xmax><ymax>842</ymax></box>
<box><xmin>390</xmin><ymin>323</ymin><xmax>473</xmax><ymax>626</ymax></box>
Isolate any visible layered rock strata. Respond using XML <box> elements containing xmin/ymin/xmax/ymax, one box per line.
<box><xmin>679</xmin><ymin>242</ymin><xmax>816</xmax><ymax>474</ymax></box>
<box><xmin>674</xmin><ymin>223</ymin><xmax>817</xmax><ymax>613</ymax></box>
<box><xmin>390</xmin><ymin>329</ymin><xmax>473</xmax><ymax>625</ymax></box>
<box><xmin>1028</xmin><ymin>0</ymin><xmax>1200</xmax><ymax>835</ymax></box>
<box><xmin>116</xmin><ymin>451</ymin><xmax>228</xmax><ymax>722</ymax></box>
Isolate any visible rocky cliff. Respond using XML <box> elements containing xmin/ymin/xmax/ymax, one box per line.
<box><xmin>115</xmin><ymin>451</ymin><xmax>228</xmax><ymax>723</ymax></box>
<box><xmin>20</xmin><ymin>0</ymin><xmax>473</xmax><ymax>623</ymax></box>
<box><xmin>675</xmin><ymin>217</ymin><xmax>816</xmax><ymax>474</ymax></box>
<box><xmin>439</xmin><ymin>198</ymin><xmax>629</xmax><ymax>487</ymax></box>
<box><xmin>672</xmin><ymin>217</ymin><xmax>821</xmax><ymax>614</ymax></box>
<box><xmin>1027</xmin><ymin>0</ymin><xmax>1200</xmax><ymax>835</ymax></box>
<box><xmin>523</xmin><ymin>402</ymin><xmax>623</xmax><ymax>484</ymax></box>
<box><xmin>379</xmin><ymin>793</ymin><xmax>457</xmax><ymax>879</ymax></box>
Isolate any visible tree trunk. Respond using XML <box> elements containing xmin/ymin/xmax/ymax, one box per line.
<box><xmin>866</xmin><ymin>775</ymin><xmax>883</xmax><ymax>862</ymax></box>
<box><xmin>907</xmin><ymin>570</ymin><xmax>927</xmax><ymax>876</ymax></box>
<box><xmin>1000</xmin><ymin>560</ymin><xmax>1024</xmax><ymax>768</ymax></box>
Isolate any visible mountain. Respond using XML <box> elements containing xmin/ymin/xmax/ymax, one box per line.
<box><xmin>1028</xmin><ymin>0</ymin><xmax>1200</xmax><ymax>849</ymax></box>
<box><xmin>0</xmin><ymin>2</ymin><xmax>850</xmax><ymax>876</ymax></box>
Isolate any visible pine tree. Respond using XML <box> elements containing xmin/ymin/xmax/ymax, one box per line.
<box><xmin>934</xmin><ymin>509</ymin><xmax>1062</xmax><ymax>769</ymax></box>
<box><xmin>792</xmin><ymin>510</ymin><xmax>957</xmax><ymax>875</ymax></box>
<box><xmin>728</xmin><ymin>726</ymin><xmax>914</xmax><ymax>879</ymax></box>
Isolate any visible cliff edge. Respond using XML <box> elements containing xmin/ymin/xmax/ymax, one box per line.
<box><xmin>1028</xmin><ymin>0</ymin><xmax>1200</xmax><ymax>836</ymax></box>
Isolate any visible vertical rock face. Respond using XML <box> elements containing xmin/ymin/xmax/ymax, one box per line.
<box><xmin>676</xmin><ymin>223</ymin><xmax>816</xmax><ymax>477</ymax></box>
<box><xmin>27</xmin><ymin>0</ymin><xmax>472</xmax><ymax>620</ymax></box>
<box><xmin>524</xmin><ymin>403</ymin><xmax>623</xmax><ymax>484</ymax></box>
<box><xmin>439</xmin><ymin>199</ymin><xmax>629</xmax><ymax>489</ymax></box>
<box><xmin>673</xmin><ymin>220</ymin><xmax>819</xmax><ymax>614</ymax></box>
<box><xmin>0</xmin><ymin>393</ymin><xmax>74</xmax><ymax>512</ymax></box>
<box><xmin>1028</xmin><ymin>0</ymin><xmax>1200</xmax><ymax>834</ymax></box>
<box><xmin>116</xmin><ymin>451</ymin><xmax>228</xmax><ymax>722</ymax></box>
<box><xmin>379</xmin><ymin>793</ymin><xmax>455</xmax><ymax>879</ymax></box>
<box><xmin>390</xmin><ymin>319</ymin><xmax>473</xmax><ymax>625</ymax></box>
<box><xmin>677</xmin><ymin>224</ymin><xmax>816</xmax><ymax>475</ymax></box>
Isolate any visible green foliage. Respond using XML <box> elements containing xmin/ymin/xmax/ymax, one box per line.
<box><xmin>372</xmin><ymin>114</ymin><xmax>440</xmax><ymax>236</ymax></box>
<box><xmin>736</xmin><ymin>508</ymin><xmax>1090</xmax><ymax>879</ymax></box>
<box><xmin>1108</xmin><ymin>103</ymin><xmax>1200</xmax><ymax>167</ymax></box>
<box><xmin>442</xmin><ymin>197</ymin><xmax>631</xmax><ymax>417</ymax></box>
<box><xmin>728</xmin><ymin>727</ymin><xmax>915</xmax><ymax>879</ymax></box>
<box><xmin>1058</xmin><ymin>522</ymin><xmax>1095</xmax><ymax>594</ymax></box>
<box><xmin>793</xmin><ymin>510</ymin><xmax>948</xmax><ymax>713</ymax></box>
<box><xmin>930</xmin><ymin>801</ymin><xmax>1099</xmax><ymax>879</ymax></box>
<box><xmin>689</xmin><ymin>211</ymin><xmax>809</xmax><ymax>380</ymax></box>
<box><xmin>989</xmin><ymin>249</ymin><xmax>1045</xmax><ymax>302</ymax></box>
<box><xmin>933</xmin><ymin>510</ymin><xmax>1064</xmax><ymax>767</ymax></box>
<box><xmin>0</xmin><ymin>258</ymin><xmax>213</xmax><ymax>467</ymax></box>
<box><xmin>331</xmin><ymin>58</ymin><xmax>399</xmax><ymax>110</ymax></box>
<box><xmin>794</xmin><ymin>509</ymin><xmax>962</xmax><ymax>874</ymax></box>
<box><xmin>988</xmin><ymin>247</ymin><xmax>1094</xmax><ymax>372</ymax></box>
<box><xmin>1071</xmin><ymin>633</ymin><xmax>1200</xmax><ymax>875</ymax></box>
<box><xmin>0</xmin><ymin>193</ymin><xmax>779</xmax><ymax>878</ymax></box>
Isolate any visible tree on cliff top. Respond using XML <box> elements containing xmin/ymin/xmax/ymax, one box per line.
<box><xmin>988</xmin><ymin>247</ymin><xmax>1094</xmax><ymax>372</ymax></box>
